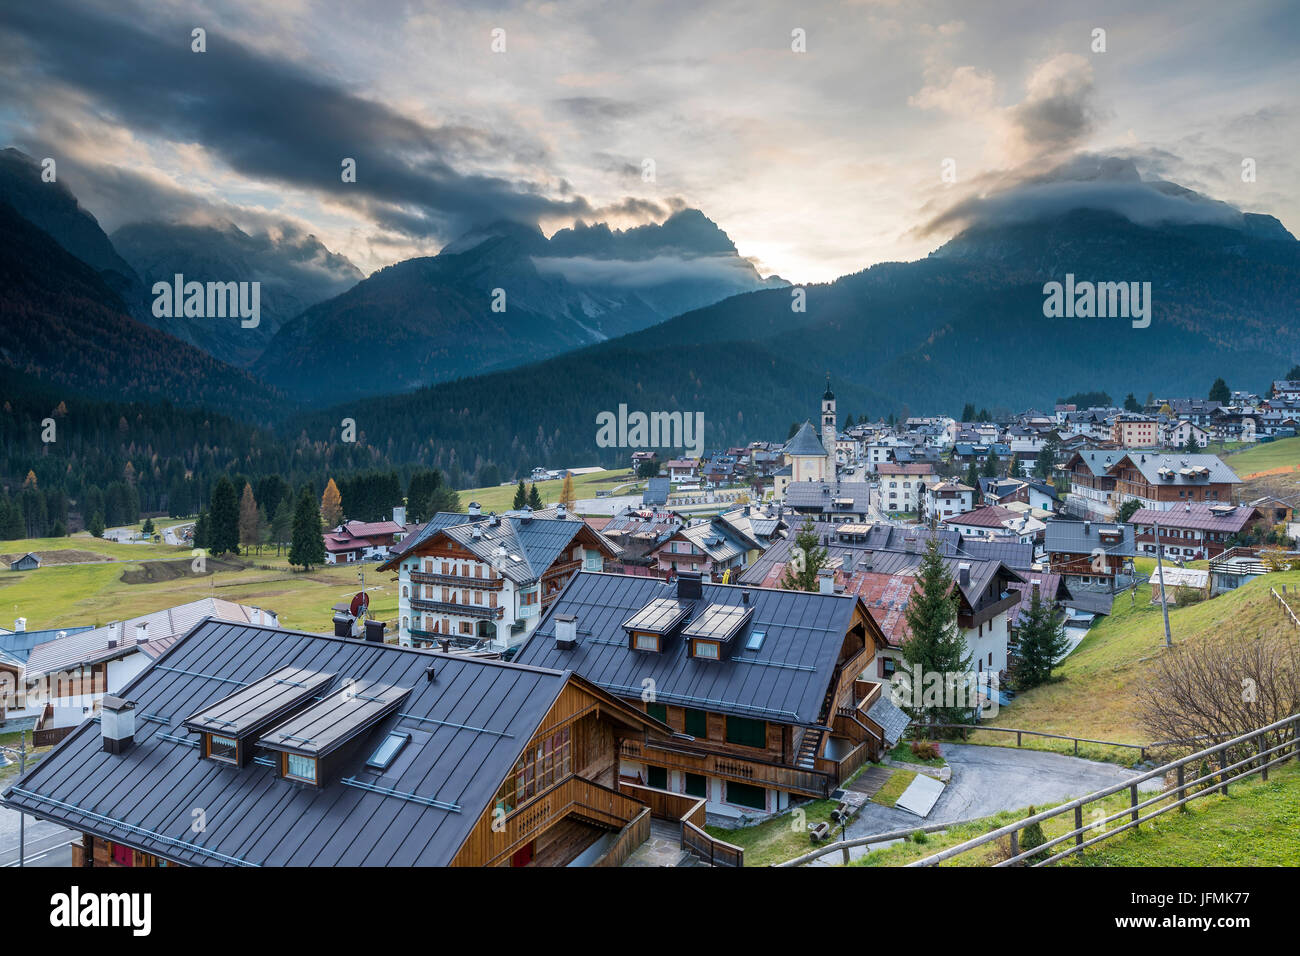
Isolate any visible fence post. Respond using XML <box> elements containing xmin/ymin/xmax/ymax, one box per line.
<box><xmin>1259</xmin><ymin>735</ymin><xmax>1269</xmax><ymax>782</ymax></box>
<box><xmin>1176</xmin><ymin>764</ymin><xmax>1187</xmax><ymax>811</ymax></box>
<box><xmin>1074</xmin><ymin>737</ymin><xmax>1079</xmax><ymax>756</ymax></box>
<box><xmin>1073</xmin><ymin>805</ymin><xmax>1084</xmax><ymax>848</ymax></box>
<box><xmin>1218</xmin><ymin>750</ymin><xmax>1230</xmax><ymax>796</ymax></box>
<box><xmin>1016</xmin><ymin>730</ymin><xmax>1022</xmax><ymax>747</ymax></box>
<box><xmin>1130</xmin><ymin>784</ymin><xmax>1139</xmax><ymax>828</ymax></box>
<box><xmin>1009</xmin><ymin>829</ymin><xmax>1020</xmax><ymax>865</ymax></box>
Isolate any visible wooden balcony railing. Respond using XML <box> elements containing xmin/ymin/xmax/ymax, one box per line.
<box><xmin>409</xmin><ymin>598</ymin><xmax>505</xmax><ymax>620</ymax></box>
<box><xmin>484</xmin><ymin>775</ymin><xmax>645</xmax><ymax>867</ymax></box>
<box><xmin>410</xmin><ymin>570</ymin><xmax>503</xmax><ymax>589</ymax></box>
<box><xmin>617</xmin><ymin>781</ymin><xmax>743</xmax><ymax>867</ymax></box>
<box><xmin>619</xmin><ymin>738</ymin><xmax>834</xmax><ymax>798</ymax></box>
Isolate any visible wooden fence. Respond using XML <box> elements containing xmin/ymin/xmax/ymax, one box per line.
<box><xmin>618</xmin><ymin>780</ymin><xmax>744</xmax><ymax>867</ymax></box>
<box><xmin>909</xmin><ymin>712</ymin><xmax>1300</xmax><ymax>867</ymax></box>
<box><xmin>1271</xmin><ymin>586</ymin><xmax>1300</xmax><ymax>630</ymax></box>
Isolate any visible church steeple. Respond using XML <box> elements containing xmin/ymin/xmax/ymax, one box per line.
<box><xmin>821</xmin><ymin>373</ymin><xmax>837</xmax><ymax>470</ymax></box>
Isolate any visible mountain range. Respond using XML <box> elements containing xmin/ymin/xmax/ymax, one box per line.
<box><xmin>2</xmin><ymin>149</ymin><xmax>1298</xmax><ymax>485</ymax></box>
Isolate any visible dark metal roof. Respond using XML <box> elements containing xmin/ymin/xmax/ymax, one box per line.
<box><xmin>515</xmin><ymin>572</ymin><xmax>861</xmax><ymax>726</ymax></box>
<box><xmin>784</xmin><ymin>420</ymin><xmax>829</xmax><ymax>457</ymax></box>
<box><xmin>1</xmin><ymin>617</ymin><xmax>586</xmax><ymax>866</ymax></box>
<box><xmin>622</xmin><ymin>596</ymin><xmax>691</xmax><ymax>634</ymax></box>
<box><xmin>682</xmin><ymin>603</ymin><xmax>753</xmax><ymax>643</ymax></box>
<box><xmin>183</xmin><ymin>665</ymin><xmax>334</xmax><ymax>738</ymax></box>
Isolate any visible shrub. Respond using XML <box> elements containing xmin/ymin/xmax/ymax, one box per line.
<box><xmin>1018</xmin><ymin>806</ymin><xmax>1049</xmax><ymax>863</ymax></box>
<box><xmin>910</xmin><ymin>740</ymin><xmax>942</xmax><ymax>761</ymax></box>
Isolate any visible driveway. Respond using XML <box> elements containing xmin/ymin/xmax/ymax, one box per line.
<box><xmin>833</xmin><ymin>743</ymin><xmax>1161</xmax><ymax>857</ymax></box>
<box><xmin>0</xmin><ymin>803</ymin><xmax>78</xmax><ymax>867</ymax></box>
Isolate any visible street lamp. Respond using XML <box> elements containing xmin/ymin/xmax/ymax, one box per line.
<box><xmin>0</xmin><ymin>730</ymin><xmax>27</xmax><ymax>868</ymax></box>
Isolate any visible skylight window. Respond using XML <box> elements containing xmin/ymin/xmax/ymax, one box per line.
<box><xmin>745</xmin><ymin>629</ymin><xmax>766</xmax><ymax>651</ymax></box>
<box><xmin>366</xmin><ymin>731</ymin><xmax>411</xmax><ymax>771</ymax></box>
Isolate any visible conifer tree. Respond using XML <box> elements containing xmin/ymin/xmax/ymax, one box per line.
<box><xmin>238</xmin><ymin>483</ymin><xmax>260</xmax><ymax>552</ymax></box>
<box><xmin>208</xmin><ymin>476</ymin><xmax>240</xmax><ymax>556</ymax></box>
<box><xmin>290</xmin><ymin>488</ymin><xmax>325</xmax><ymax>570</ymax></box>
<box><xmin>270</xmin><ymin>494</ymin><xmax>294</xmax><ymax>555</ymax></box>
<box><xmin>1010</xmin><ymin>588</ymin><xmax>1071</xmax><ymax>690</ymax></box>
<box><xmin>320</xmin><ymin>478</ymin><xmax>344</xmax><ymax>528</ymax></box>
<box><xmin>982</xmin><ymin>449</ymin><xmax>1000</xmax><ymax>478</ymax></box>
<box><xmin>559</xmin><ymin>473</ymin><xmax>576</xmax><ymax>510</ymax></box>
<box><xmin>528</xmin><ymin>483</ymin><xmax>543</xmax><ymax>510</ymax></box>
<box><xmin>900</xmin><ymin>539</ymin><xmax>973</xmax><ymax>728</ymax></box>
<box><xmin>513</xmin><ymin>479</ymin><xmax>528</xmax><ymax>510</ymax></box>
<box><xmin>778</xmin><ymin>518</ymin><xmax>829</xmax><ymax>592</ymax></box>
<box><xmin>87</xmin><ymin>510</ymin><xmax>105</xmax><ymax>539</ymax></box>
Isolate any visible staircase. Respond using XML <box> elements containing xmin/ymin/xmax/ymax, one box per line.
<box><xmin>796</xmin><ymin>685</ymin><xmax>837</xmax><ymax>769</ymax></box>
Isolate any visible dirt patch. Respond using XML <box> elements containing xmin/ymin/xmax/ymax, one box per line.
<box><xmin>120</xmin><ymin>557</ymin><xmax>244</xmax><ymax>584</ymax></box>
<box><xmin>0</xmin><ymin>549</ymin><xmax>113</xmax><ymax>568</ymax></box>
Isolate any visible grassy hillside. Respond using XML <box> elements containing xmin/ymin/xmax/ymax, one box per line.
<box><xmin>1224</xmin><ymin>436</ymin><xmax>1300</xmax><ymax>478</ymax></box>
<box><xmin>457</xmin><ymin>468</ymin><xmax>639</xmax><ymax>514</ymax></box>
<box><xmin>967</xmin><ymin>567</ymin><xmax>1300</xmax><ymax>763</ymax></box>
<box><xmin>0</xmin><ymin>547</ymin><xmax>397</xmax><ymax>633</ymax></box>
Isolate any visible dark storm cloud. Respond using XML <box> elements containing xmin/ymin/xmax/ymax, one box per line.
<box><xmin>0</xmin><ymin>0</ymin><xmax>598</xmax><ymax>240</ymax></box>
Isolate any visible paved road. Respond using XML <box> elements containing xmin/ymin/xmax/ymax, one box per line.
<box><xmin>0</xmin><ymin>803</ymin><xmax>78</xmax><ymax>867</ymax></box>
<box><xmin>833</xmin><ymin>743</ymin><xmax>1162</xmax><ymax>859</ymax></box>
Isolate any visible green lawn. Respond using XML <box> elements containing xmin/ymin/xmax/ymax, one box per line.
<box><xmin>0</xmin><ymin>550</ymin><xmax>398</xmax><ymax>633</ymax></box>
<box><xmin>1222</xmin><ymin>436</ymin><xmax>1300</xmax><ymax>476</ymax></box>
<box><xmin>872</xmin><ymin>769</ymin><xmax>918</xmax><ymax>807</ymax></box>
<box><xmin>457</xmin><ymin>469</ymin><xmax>638</xmax><ymax>514</ymax></box>
<box><xmin>705</xmin><ymin>798</ymin><xmax>840</xmax><ymax>867</ymax></box>
<box><xmin>1</xmin><ymin>530</ymin><xmax>186</xmax><ymax>566</ymax></box>
<box><xmin>888</xmin><ymin>740</ymin><xmax>948</xmax><ymax>768</ymax></box>
<box><xmin>966</xmin><ymin>568</ymin><xmax>1300</xmax><ymax>763</ymax></box>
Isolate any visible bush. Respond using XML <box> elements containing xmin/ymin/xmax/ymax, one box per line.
<box><xmin>1017</xmin><ymin>806</ymin><xmax>1049</xmax><ymax>864</ymax></box>
<box><xmin>910</xmin><ymin>740</ymin><xmax>942</xmax><ymax>761</ymax></box>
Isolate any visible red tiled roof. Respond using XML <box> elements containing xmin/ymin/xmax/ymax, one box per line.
<box><xmin>943</xmin><ymin>504</ymin><xmax>1019</xmax><ymax>528</ymax></box>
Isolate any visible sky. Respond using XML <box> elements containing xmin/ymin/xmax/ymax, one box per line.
<box><xmin>1</xmin><ymin>0</ymin><xmax>1297</xmax><ymax>283</ymax></box>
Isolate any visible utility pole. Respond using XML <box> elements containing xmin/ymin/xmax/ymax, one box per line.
<box><xmin>1152</xmin><ymin>513</ymin><xmax>1173</xmax><ymax>647</ymax></box>
<box><xmin>2</xmin><ymin>731</ymin><xmax>28</xmax><ymax>867</ymax></box>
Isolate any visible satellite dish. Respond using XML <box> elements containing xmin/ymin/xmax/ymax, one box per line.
<box><xmin>349</xmin><ymin>591</ymin><xmax>370</xmax><ymax>618</ymax></box>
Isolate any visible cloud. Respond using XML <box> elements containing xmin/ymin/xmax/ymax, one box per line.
<box><xmin>0</xmin><ymin>0</ymin><xmax>616</xmax><ymax>244</ymax></box>
<box><xmin>909</xmin><ymin>65</ymin><xmax>996</xmax><ymax>114</ymax></box>
<box><xmin>1003</xmin><ymin>54</ymin><xmax>1102</xmax><ymax>162</ymax></box>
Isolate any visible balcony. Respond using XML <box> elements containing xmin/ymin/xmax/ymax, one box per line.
<box><xmin>409</xmin><ymin>598</ymin><xmax>504</xmax><ymax>620</ymax></box>
<box><xmin>958</xmin><ymin>590</ymin><xmax>1020</xmax><ymax>629</ymax></box>
<box><xmin>618</xmin><ymin>738</ymin><xmax>834</xmax><ymax>799</ymax></box>
<box><xmin>410</xmin><ymin>570</ymin><xmax>503</xmax><ymax>589</ymax></box>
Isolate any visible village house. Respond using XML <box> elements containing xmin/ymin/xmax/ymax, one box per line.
<box><xmin>1109</xmin><ymin>413</ymin><xmax>1160</xmax><ymax>448</ymax></box>
<box><xmin>1</xmin><ymin>616</ymin><xmax>676</xmax><ymax>867</ymax></box>
<box><xmin>380</xmin><ymin>505</ymin><xmax>618</xmax><ymax>651</ymax></box>
<box><xmin>650</xmin><ymin>517</ymin><xmax>763</xmax><ymax>582</ymax></box>
<box><xmin>323</xmin><ymin>508</ymin><xmax>410</xmax><ymax>564</ymax></box>
<box><xmin>943</xmin><ymin>504</ymin><xmax>1044</xmax><ymax>546</ymax></box>
<box><xmin>1127</xmin><ymin>503</ymin><xmax>1263</xmax><ymax>560</ymax></box>
<box><xmin>783</xmin><ymin>479</ymin><xmax>873</xmax><ymax>523</ymax></box>
<box><xmin>877</xmin><ymin>462</ymin><xmax>937</xmax><ymax>515</ymax></box>
<box><xmin>1044</xmin><ymin>518</ymin><xmax>1137</xmax><ymax>591</ymax></box>
<box><xmin>1161</xmin><ymin>418</ymin><xmax>1211</xmax><ymax>449</ymax></box>
<box><xmin>514</xmin><ymin>571</ymin><xmax>908</xmax><ymax>823</ymax></box>
<box><xmin>1107</xmin><ymin>451</ymin><xmax>1241</xmax><ymax>512</ymax></box>
<box><xmin>664</xmin><ymin>458</ymin><xmax>699</xmax><ymax>484</ymax></box>
<box><xmin>923</xmin><ymin>479</ymin><xmax>975</xmax><ymax>522</ymax></box>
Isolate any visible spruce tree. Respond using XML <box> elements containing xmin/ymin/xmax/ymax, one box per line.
<box><xmin>964</xmin><ymin>459</ymin><xmax>979</xmax><ymax>489</ymax></box>
<box><xmin>87</xmin><ymin>510</ymin><xmax>105</xmax><ymax>539</ymax></box>
<box><xmin>1208</xmin><ymin>377</ymin><xmax>1231</xmax><ymax>404</ymax></box>
<box><xmin>900</xmin><ymin>539</ymin><xmax>972</xmax><ymax>728</ymax></box>
<box><xmin>1009</xmin><ymin>588</ymin><xmax>1071</xmax><ymax>690</ymax></box>
<box><xmin>528</xmin><ymin>483</ymin><xmax>543</xmax><ymax>510</ymax></box>
<box><xmin>513</xmin><ymin>479</ymin><xmax>528</xmax><ymax>510</ymax></box>
<box><xmin>289</xmin><ymin>488</ymin><xmax>325</xmax><ymax>570</ymax></box>
<box><xmin>982</xmin><ymin>450</ymin><xmax>1000</xmax><ymax>478</ymax></box>
<box><xmin>208</xmin><ymin>476</ymin><xmax>240</xmax><ymax>556</ymax></box>
<box><xmin>778</xmin><ymin>518</ymin><xmax>829</xmax><ymax>592</ymax></box>
<box><xmin>270</xmin><ymin>494</ymin><xmax>294</xmax><ymax>555</ymax></box>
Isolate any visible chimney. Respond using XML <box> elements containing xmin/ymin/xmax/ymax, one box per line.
<box><xmin>440</xmin><ymin>639</ymin><xmax>451</xmax><ymax>653</ymax></box>
<box><xmin>555</xmin><ymin>614</ymin><xmax>578</xmax><ymax>649</ymax></box>
<box><xmin>14</xmin><ymin>617</ymin><xmax>25</xmax><ymax>632</ymax></box>
<box><xmin>677</xmin><ymin>570</ymin><xmax>704</xmax><ymax>601</ymax></box>
<box><xmin>365</xmin><ymin>619</ymin><xmax>386</xmax><ymax>643</ymax></box>
<box><xmin>468</xmin><ymin>501</ymin><xmax>481</xmax><ymax>517</ymax></box>
<box><xmin>818</xmin><ymin>568</ymin><xmax>835</xmax><ymax>594</ymax></box>
<box><xmin>1083</xmin><ymin>521</ymin><xmax>1091</xmax><ymax>535</ymax></box>
<box><xmin>333</xmin><ymin>611</ymin><xmax>352</xmax><ymax>638</ymax></box>
<box><xmin>741</xmin><ymin>589</ymin><xmax>751</xmax><ymax>605</ymax></box>
<box><xmin>425</xmin><ymin>665</ymin><xmax>436</xmax><ymax>683</ymax></box>
<box><xmin>958</xmin><ymin>563</ymin><xmax>971</xmax><ymax>586</ymax></box>
<box><xmin>101</xmin><ymin>695</ymin><xmax>136</xmax><ymax>754</ymax></box>
<box><xmin>842</xmin><ymin>551</ymin><xmax>856</xmax><ymax>575</ymax></box>
<box><xmin>472</xmin><ymin>524</ymin><xmax>483</xmax><ymax>540</ymax></box>
<box><xmin>1031</xmin><ymin>579</ymin><xmax>1041</xmax><ymax>593</ymax></box>
<box><xmin>556</xmin><ymin>503</ymin><xmax>567</xmax><ymax>519</ymax></box>
<box><xmin>392</xmin><ymin>505</ymin><xmax>406</xmax><ymax>526</ymax></box>
<box><xmin>135</xmin><ymin>621</ymin><xmax>149</xmax><ymax>645</ymax></box>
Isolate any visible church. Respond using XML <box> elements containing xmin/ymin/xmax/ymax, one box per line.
<box><xmin>774</xmin><ymin>378</ymin><xmax>838</xmax><ymax>497</ymax></box>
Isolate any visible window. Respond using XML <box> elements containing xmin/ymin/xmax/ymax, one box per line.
<box><xmin>725</xmin><ymin>716</ymin><xmax>767</xmax><ymax>749</ymax></box>
<box><xmin>366</xmin><ymin>731</ymin><xmax>411</xmax><ymax>771</ymax></box>
<box><xmin>646</xmin><ymin>765</ymin><xmax>668</xmax><ymax>790</ymax></box>
<box><xmin>685</xmin><ymin>773</ymin><xmax>707</xmax><ymax>798</ymax></box>
<box><xmin>692</xmin><ymin>640</ymin><xmax>720</xmax><ymax>660</ymax></box>
<box><xmin>207</xmin><ymin>733</ymin><xmax>237</xmax><ymax>764</ymax></box>
<box><xmin>493</xmin><ymin>726</ymin><xmax>571</xmax><ymax>813</ymax></box>
<box><xmin>744</xmin><ymin>629</ymin><xmax>766</xmax><ymax>651</ymax></box>
<box><xmin>684</xmin><ymin>708</ymin><xmax>708</xmax><ymax>738</ymax></box>
<box><xmin>646</xmin><ymin>703</ymin><xmax>667</xmax><ymax>724</ymax></box>
<box><xmin>726</xmin><ymin>781</ymin><xmax>766</xmax><ymax>810</ymax></box>
<box><xmin>633</xmin><ymin>632</ymin><xmax>660</xmax><ymax>652</ymax></box>
<box><xmin>285</xmin><ymin>753</ymin><xmax>317</xmax><ymax>783</ymax></box>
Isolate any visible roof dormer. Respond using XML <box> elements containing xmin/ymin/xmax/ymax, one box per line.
<box><xmin>622</xmin><ymin>596</ymin><xmax>691</xmax><ymax>653</ymax></box>
<box><xmin>682</xmin><ymin>603</ymin><xmax>754</xmax><ymax>661</ymax></box>
<box><xmin>183</xmin><ymin>666</ymin><xmax>335</xmax><ymax>768</ymax></box>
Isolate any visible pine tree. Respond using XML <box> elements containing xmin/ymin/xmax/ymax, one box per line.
<box><xmin>964</xmin><ymin>459</ymin><xmax>979</xmax><ymax>489</ymax></box>
<box><xmin>1010</xmin><ymin>588</ymin><xmax>1071</xmax><ymax>690</ymax></box>
<box><xmin>238</xmin><ymin>483</ymin><xmax>260</xmax><ymax>552</ymax></box>
<box><xmin>528</xmin><ymin>483</ymin><xmax>543</xmax><ymax>510</ymax></box>
<box><xmin>1123</xmin><ymin>393</ymin><xmax>1141</xmax><ymax>412</ymax></box>
<box><xmin>559</xmin><ymin>473</ymin><xmax>576</xmax><ymax>510</ymax></box>
<box><xmin>88</xmin><ymin>510</ymin><xmax>105</xmax><ymax>539</ymax></box>
<box><xmin>142</xmin><ymin>517</ymin><xmax>155</xmax><ymax>535</ymax></box>
<box><xmin>270</xmin><ymin>494</ymin><xmax>294</xmax><ymax>555</ymax></box>
<box><xmin>961</xmin><ymin>403</ymin><xmax>976</xmax><ymax>422</ymax></box>
<box><xmin>193</xmin><ymin>511</ymin><xmax>210</xmax><ymax>549</ymax></box>
<box><xmin>1208</xmin><ymin>377</ymin><xmax>1231</xmax><ymax>404</ymax></box>
<box><xmin>900</xmin><ymin>539</ymin><xmax>972</xmax><ymax>728</ymax></box>
<box><xmin>290</xmin><ymin>488</ymin><xmax>325</xmax><ymax>570</ymax></box>
<box><xmin>426</xmin><ymin>485</ymin><xmax>460</xmax><ymax>516</ymax></box>
<box><xmin>208</xmin><ymin>476</ymin><xmax>240</xmax><ymax>556</ymax></box>
<box><xmin>778</xmin><ymin>518</ymin><xmax>829</xmax><ymax>592</ymax></box>
<box><xmin>982</xmin><ymin>450</ymin><xmax>1000</xmax><ymax>477</ymax></box>
<box><xmin>320</xmin><ymin>478</ymin><xmax>344</xmax><ymax>528</ymax></box>
<box><xmin>512</xmin><ymin>479</ymin><xmax>527</xmax><ymax>510</ymax></box>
